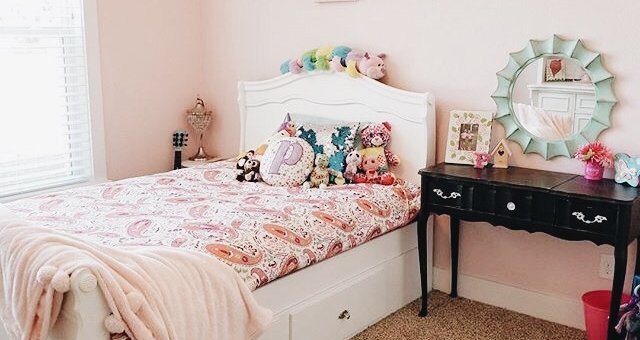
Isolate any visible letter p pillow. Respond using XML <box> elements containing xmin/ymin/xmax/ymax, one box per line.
<box><xmin>269</xmin><ymin>140</ymin><xmax>303</xmax><ymax>174</ymax></box>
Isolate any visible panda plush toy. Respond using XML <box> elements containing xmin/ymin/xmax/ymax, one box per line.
<box><xmin>236</xmin><ymin>150</ymin><xmax>262</xmax><ymax>182</ymax></box>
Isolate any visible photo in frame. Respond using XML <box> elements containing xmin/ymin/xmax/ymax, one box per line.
<box><xmin>445</xmin><ymin>110</ymin><xmax>493</xmax><ymax>165</ymax></box>
<box><xmin>543</xmin><ymin>57</ymin><xmax>590</xmax><ymax>82</ymax></box>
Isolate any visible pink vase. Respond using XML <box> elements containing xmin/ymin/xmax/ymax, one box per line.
<box><xmin>584</xmin><ymin>162</ymin><xmax>604</xmax><ymax>181</ymax></box>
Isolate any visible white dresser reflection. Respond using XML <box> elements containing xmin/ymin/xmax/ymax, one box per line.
<box><xmin>528</xmin><ymin>83</ymin><xmax>596</xmax><ymax>135</ymax></box>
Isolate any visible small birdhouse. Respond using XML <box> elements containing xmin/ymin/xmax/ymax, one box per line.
<box><xmin>491</xmin><ymin>139</ymin><xmax>512</xmax><ymax>169</ymax></box>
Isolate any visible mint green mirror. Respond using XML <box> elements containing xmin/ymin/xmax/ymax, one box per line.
<box><xmin>492</xmin><ymin>35</ymin><xmax>617</xmax><ymax>159</ymax></box>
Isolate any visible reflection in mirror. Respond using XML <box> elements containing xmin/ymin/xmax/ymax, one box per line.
<box><xmin>511</xmin><ymin>56</ymin><xmax>595</xmax><ymax>141</ymax></box>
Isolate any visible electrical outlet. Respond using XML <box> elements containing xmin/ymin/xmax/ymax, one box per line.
<box><xmin>599</xmin><ymin>254</ymin><xmax>615</xmax><ymax>279</ymax></box>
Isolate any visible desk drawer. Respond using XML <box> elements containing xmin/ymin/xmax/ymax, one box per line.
<box><xmin>428</xmin><ymin>179</ymin><xmax>463</xmax><ymax>208</ymax></box>
<box><xmin>472</xmin><ymin>184</ymin><xmax>496</xmax><ymax>212</ymax></box>
<box><xmin>568</xmin><ymin>199</ymin><xmax>618</xmax><ymax>235</ymax></box>
<box><xmin>496</xmin><ymin>188</ymin><xmax>532</xmax><ymax>219</ymax></box>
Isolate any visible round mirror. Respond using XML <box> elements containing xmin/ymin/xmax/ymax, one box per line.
<box><xmin>511</xmin><ymin>56</ymin><xmax>595</xmax><ymax>141</ymax></box>
<box><xmin>492</xmin><ymin>36</ymin><xmax>617</xmax><ymax>159</ymax></box>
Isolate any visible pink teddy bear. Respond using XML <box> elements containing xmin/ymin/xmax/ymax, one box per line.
<box><xmin>360</xmin><ymin>122</ymin><xmax>400</xmax><ymax>167</ymax></box>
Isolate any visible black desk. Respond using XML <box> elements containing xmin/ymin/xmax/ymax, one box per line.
<box><xmin>417</xmin><ymin>163</ymin><xmax>640</xmax><ymax>340</ymax></box>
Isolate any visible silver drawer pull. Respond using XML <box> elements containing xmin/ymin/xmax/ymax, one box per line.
<box><xmin>572</xmin><ymin>212</ymin><xmax>607</xmax><ymax>224</ymax></box>
<box><xmin>507</xmin><ymin>202</ymin><xmax>516</xmax><ymax>211</ymax></box>
<box><xmin>338</xmin><ymin>310</ymin><xmax>351</xmax><ymax>320</ymax></box>
<box><xmin>433</xmin><ymin>189</ymin><xmax>461</xmax><ymax>200</ymax></box>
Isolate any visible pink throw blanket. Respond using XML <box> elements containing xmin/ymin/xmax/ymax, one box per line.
<box><xmin>0</xmin><ymin>206</ymin><xmax>272</xmax><ymax>340</ymax></box>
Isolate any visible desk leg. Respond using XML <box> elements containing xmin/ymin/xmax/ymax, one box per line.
<box><xmin>417</xmin><ymin>210</ymin><xmax>430</xmax><ymax>317</ymax></box>
<box><xmin>450</xmin><ymin>217</ymin><xmax>460</xmax><ymax>298</ymax></box>
<box><xmin>635</xmin><ymin>238</ymin><xmax>640</xmax><ymax>274</ymax></box>
<box><xmin>608</xmin><ymin>244</ymin><xmax>628</xmax><ymax>340</ymax></box>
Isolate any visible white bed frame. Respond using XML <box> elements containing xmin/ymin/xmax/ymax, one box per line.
<box><xmin>1</xmin><ymin>72</ymin><xmax>435</xmax><ymax>340</ymax></box>
<box><xmin>241</xmin><ymin>72</ymin><xmax>435</xmax><ymax>340</ymax></box>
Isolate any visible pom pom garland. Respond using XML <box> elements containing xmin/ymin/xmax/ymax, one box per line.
<box><xmin>280</xmin><ymin>45</ymin><xmax>386</xmax><ymax>80</ymax></box>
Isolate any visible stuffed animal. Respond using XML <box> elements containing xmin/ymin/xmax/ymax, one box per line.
<box><xmin>236</xmin><ymin>150</ymin><xmax>262</xmax><ymax>182</ymax></box>
<box><xmin>344</xmin><ymin>150</ymin><xmax>361</xmax><ymax>183</ymax></box>
<box><xmin>353</xmin><ymin>148</ymin><xmax>396</xmax><ymax>185</ymax></box>
<box><xmin>303</xmin><ymin>154</ymin><xmax>331</xmax><ymax>189</ymax></box>
<box><xmin>360</xmin><ymin>122</ymin><xmax>399</xmax><ymax>167</ymax></box>
<box><xmin>344</xmin><ymin>50</ymin><xmax>386</xmax><ymax>80</ymax></box>
<box><xmin>280</xmin><ymin>46</ymin><xmax>387</xmax><ymax>80</ymax></box>
<box><xmin>254</xmin><ymin>130</ymin><xmax>291</xmax><ymax>158</ymax></box>
<box><xmin>617</xmin><ymin>284</ymin><xmax>640</xmax><ymax>335</ymax></box>
<box><xmin>237</xmin><ymin>150</ymin><xmax>255</xmax><ymax>171</ymax></box>
<box><xmin>333</xmin><ymin>172</ymin><xmax>346</xmax><ymax>186</ymax></box>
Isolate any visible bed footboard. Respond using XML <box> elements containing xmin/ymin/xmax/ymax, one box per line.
<box><xmin>48</xmin><ymin>268</ymin><xmax>111</xmax><ymax>340</ymax></box>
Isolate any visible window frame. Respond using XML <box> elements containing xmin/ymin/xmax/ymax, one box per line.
<box><xmin>1</xmin><ymin>0</ymin><xmax>107</xmax><ymax>203</ymax></box>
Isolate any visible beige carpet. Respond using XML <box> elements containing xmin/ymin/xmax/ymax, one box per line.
<box><xmin>353</xmin><ymin>291</ymin><xmax>586</xmax><ymax>340</ymax></box>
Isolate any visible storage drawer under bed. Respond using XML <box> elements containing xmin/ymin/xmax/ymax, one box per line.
<box><xmin>289</xmin><ymin>268</ymin><xmax>386</xmax><ymax>340</ymax></box>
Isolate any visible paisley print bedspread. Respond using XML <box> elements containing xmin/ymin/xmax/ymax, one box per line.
<box><xmin>6</xmin><ymin>161</ymin><xmax>420</xmax><ymax>291</ymax></box>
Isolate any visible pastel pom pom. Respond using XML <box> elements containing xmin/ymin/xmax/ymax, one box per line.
<box><xmin>36</xmin><ymin>266</ymin><xmax>58</xmax><ymax>285</ymax></box>
<box><xmin>331</xmin><ymin>46</ymin><xmax>352</xmax><ymax>60</ymax></box>
<box><xmin>280</xmin><ymin>60</ymin><xmax>291</xmax><ymax>74</ymax></box>
<box><xmin>51</xmin><ymin>271</ymin><xmax>71</xmax><ymax>293</ymax></box>
<box><xmin>329</xmin><ymin>56</ymin><xmax>345</xmax><ymax>72</ymax></box>
<box><xmin>281</xmin><ymin>59</ymin><xmax>303</xmax><ymax>74</ymax></box>
<box><xmin>104</xmin><ymin>314</ymin><xmax>126</xmax><ymax>334</ymax></box>
<box><xmin>315</xmin><ymin>56</ymin><xmax>329</xmax><ymax>71</ymax></box>
<box><xmin>289</xmin><ymin>60</ymin><xmax>302</xmax><ymax>74</ymax></box>
<box><xmin>302</xmin><ymin>58</ymin><xmax>316</xmax><ymax>71</ymax></box>
<box><xmin>346</xmin><ymin>60</ymin><xmax>359</xmax><ymax>78</ymax></box>
<box><xmin>301</xmin><ymin>49</ymin><xmax>317</xmax><ymax>71</ymax></box>
<box><xmin>316</xmin><ymin>46</ymin><xmax>334</xmax><ymax>59</ymax></box>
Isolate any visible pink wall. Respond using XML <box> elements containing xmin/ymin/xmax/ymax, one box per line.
<box><xmin>94</xmin><ymin>0</ymin><xmax>640</xmax><ymax>319</ymax></box>
<box><xmin>97</xmin><ymin>0</ymin><xmax>204</xmax><ymax>180</ymax></box>
<box><xmin>197</xmin><ymin>0</ymin><xmax>640</xmax><ymax>307</ymax></box>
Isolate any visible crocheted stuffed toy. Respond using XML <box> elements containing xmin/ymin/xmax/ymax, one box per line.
<box><xmin>280</xmin><ymin>45</ymin><xmax>386</xmax><ymax>80</ymax></box>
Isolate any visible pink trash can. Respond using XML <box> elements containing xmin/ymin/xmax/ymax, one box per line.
<box><xmin>582</xmin><ymin>290</ymin><xmax>631</xmax><ymax>340</ymax></box>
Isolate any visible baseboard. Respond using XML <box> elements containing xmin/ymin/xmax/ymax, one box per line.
<box><xmin>433</xmin><ymin>267</ymin><xmax>585</xmax><ymax>330</ymax></box>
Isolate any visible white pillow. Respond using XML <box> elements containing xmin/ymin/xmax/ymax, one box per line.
<box><xmin>260</xmin><ymin>137</ymin><xmax>314</xmax><ymax>187</ymax></box>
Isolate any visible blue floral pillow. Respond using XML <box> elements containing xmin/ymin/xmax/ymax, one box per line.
<box><xmin>295</xmin><ymin>122</ymin><xmax>359</xmax><ymax>175</ymax></box>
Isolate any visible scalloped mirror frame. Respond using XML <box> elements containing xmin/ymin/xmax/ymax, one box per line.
<box><xmin>491</xmin><ymin>35</ymin><xmax>617</xmax><ymax>159</ymax></box>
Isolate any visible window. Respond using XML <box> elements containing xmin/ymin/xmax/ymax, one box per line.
<box><xmin>0</xmin><ymin>0</ymin><xmax>99</xmax><ymax>198</ymax></box>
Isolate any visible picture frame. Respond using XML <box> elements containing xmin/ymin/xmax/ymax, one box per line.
<box><xmin>445</xmin><ymin>110</ymin><xmax>493</xmax><ymax>165</ymax></box>
<box><xmin>543</xmin><ymin>56</ymin><xmax>590</xmax><ymax>82</ymax></box>
<box><xmin>544</xmin><ymin>57</ymin><xmax>566</xmax><ymax>81</ymax></box>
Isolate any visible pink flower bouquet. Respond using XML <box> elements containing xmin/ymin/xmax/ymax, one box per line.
<box><xmin>575</xmin><ymin>141</ymin><xmax>613</xmax><ymax>180</ymax></box>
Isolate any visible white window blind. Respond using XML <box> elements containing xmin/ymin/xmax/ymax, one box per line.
<box><xmin>0</xmin><ymin>0</ymin><xmax>94</xmax><ymax>198</ymax></box>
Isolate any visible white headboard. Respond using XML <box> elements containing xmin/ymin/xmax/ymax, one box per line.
<box><xmin>237</xmin><ymin>72</ymin><xmax>435</xmax><ymax>184</ymax></box>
